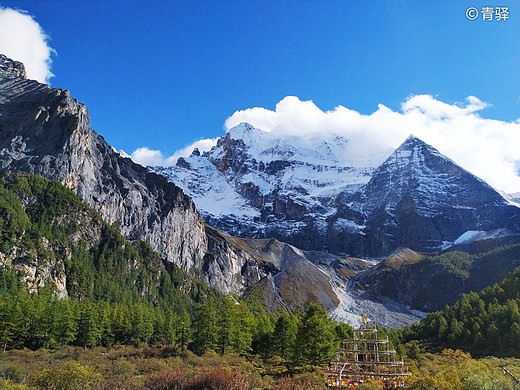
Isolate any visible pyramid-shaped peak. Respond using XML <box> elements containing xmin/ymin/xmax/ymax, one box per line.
<box><xmin>400</xmin><ymin>134</ymin><xmax>429</xmax><ymax>147</ymax></box>
<box><xmin>228</xmin><ymin>122</ymin><xmax>256</xmax><ymax>134</ymax></box>
<box><xmin>390</xmin><ymin>135</ymin><xmax>444</xmax><ymax>161</ymax></box>
<box><xmin>226</xmin><ymin>122</ymin><xmax>266</xmax><ymax>143</ymax></box>
<box><xmin>235</xmin><ymin>122</ymin><xmax>255</xmax><ymax>131</ymax></box>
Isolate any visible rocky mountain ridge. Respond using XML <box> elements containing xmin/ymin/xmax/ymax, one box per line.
<box><xmin>154</xmin><ymin>125</ymin><xmax>519</xmax><ymax>257</ymax></box>
<box><xmin>0</xmin><ymin>55</ymin><xmax>287</xmax><ymax>309</ymax></box>
<box><xmin>347</xmin><ymin>135</ymin><xmax>519</xmax><ymax>255</ymax></box>
<box><xmin>0</xmin><ymin>54</ymin><xmax>207</xmax><ymax>274</ymax></box>
<box><xmin>2</xmin><ymin>54</ymin><xmax>518</xmax><ymax>328</ymax></box>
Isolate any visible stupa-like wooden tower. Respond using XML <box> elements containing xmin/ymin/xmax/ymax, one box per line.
<box><xmin>326</xmin><ymin>316</ymin><xmax>410</xmax><ymax>388</ymax></box>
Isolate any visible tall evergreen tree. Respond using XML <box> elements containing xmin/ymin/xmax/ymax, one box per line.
<box><xmin>295</xmin><ymin>303</ymin><xmax>337</xmax><ymax>366</ymax></box>
<box><xmin>51</xmin><ymin>299</ymin><xmax>77</xmax><ymax>346</ymax></box>
<box><xmin>272</xmin><ymin>312</ymin><xmax>297</xmax><ymax>359</ymax></box>
<box><xmin>191</xmin><ymin>299</ymin><xmax>219</xmax><ymax>354</ymax></box>
<box><xmin>76</xmin><ymin>300</ymin><xmax>102</xmax><ymax>347</ymax></box>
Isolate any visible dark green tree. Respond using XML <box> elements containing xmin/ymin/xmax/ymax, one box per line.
<box><xmin>76</xmin><ymin>300</ymin><xmax>102</xmax><ymax>347</ymax></box>
<box><xmin>295</xmin><ymin>303</ymin><xmax>336</xmax><ymax>366</ymax></box>
<box><xmin>272</xmin><ymin>312</ymin><xmax>297</xmax><ymax>359</ymax></box>
<box><xmin>191</xmin><ymin>299</ymin><xmax>219</xmax><ymax>354</ymax></box>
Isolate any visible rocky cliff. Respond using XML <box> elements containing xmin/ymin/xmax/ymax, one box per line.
<box><xmin>0</xmin><ymin>54</ymin><xmax>335</xmax><ymax>304</ymax></box>
<box><xmin>155</xmin><ymin>125</ymin><xmax>519</xmax><ymax>257</ymax></box>
<box><xmin>200</xmin><ymin>225</ymin><xmax>426</xmax><ymax>328</ymax></box>
<box><xmin>0</xmin><ymin>54</ymin><xmax>207</xmax><ymax>274</ymax></box>
<box><xmin>349</xmin><ymin>135</ymin><xmax>520</xmax><ymax>255</ymax></box>
<box><xmin>0</xmin><ymin>172</ymin><xmax>165</xmax><ymax>300</ymax></box>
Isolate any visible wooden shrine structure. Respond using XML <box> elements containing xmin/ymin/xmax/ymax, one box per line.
<box><xmin>326</xmin><ymin>315</ymin><xmax>410</xmax><ymax>388</ymax></box>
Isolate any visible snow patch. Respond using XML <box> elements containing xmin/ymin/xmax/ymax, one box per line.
<box><xmin>454</xmin><ymin>230</ymin><xmax>485</xmax><ymax>245</ymax></box>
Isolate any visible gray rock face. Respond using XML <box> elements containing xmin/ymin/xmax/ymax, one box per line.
<box><xmin>201</xmin><ymin>225</ymin><xmax>276</xmax><ymax>294</ymax></box>
<box><xmin>156</xmin><ymin>124</ymin><xmax>519</xmax><ymax>258</ymax></box>
<box><xmin>355</xmin><ymin>136</ymin><xmax>520</xmax><ymax>255</ymax></box>
<box><xmin>201</xmin><ymin>225</ymin><xmax>425</xmax><ymax>328</ymax></box>
<box><xmin>0</xmin><ymin>54</ymin><xmax>27</xmax><ymax>79</ymax></box>
<box><xmin>153</xmin><ymin>123</ymin><xmax>386</xmax><ymax>256</ymax></box>
<box><xmin>0</xmin><ymin>55</ymin><xmax>207</xmax><ymax>274</ymax></box>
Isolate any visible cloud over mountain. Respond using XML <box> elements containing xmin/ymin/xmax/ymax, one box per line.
<box><xmin>0</xmin><ymin>7</ymin><xmax>55</xmax><ymax>84</ymax></box>
<box><xmin>224</xmin><ymin>95</ymin><xmax>520</xmax><ymax>193</ymax></box>
<box><xmin>131</xmin><ymin>138</ymin><xmax>218</xmax><ymax>167</ymax></box>
<box><xmin>132</xmin><ymin>95</ymin><xmax>520</xmax><ymax>193</ymax></box>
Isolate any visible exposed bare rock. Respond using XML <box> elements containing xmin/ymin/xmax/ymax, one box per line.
<box><xmin>153</xmin><ymin>126</ymin><xmax>519</xmax><ymax>257</ymax></box>
<box><xmin>0</xmin><ymin>54</ymin><xmax>207</xmax><ymax>275</ymax></box>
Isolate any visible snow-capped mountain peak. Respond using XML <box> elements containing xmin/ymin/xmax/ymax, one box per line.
<box><xmin>151</xmin><ymin>130</ymin><xmax>519</xmax><ymax>257</ymax></box>
<box><xmin>357</xmin><ymin>136</ymin><xmax>518</xmax><ymax>253</ymax></box>
<box><xmin>227</xmin><ymin>122</ymin><xmax>266</xmax><ymax>145</ymax></box>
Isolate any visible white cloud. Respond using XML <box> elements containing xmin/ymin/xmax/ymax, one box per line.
<box><xmin>131</xmin><ymin>138</ymin><xmax>218</xmax><ymax>167</ymax></box>
<box><xmin>0</xmin><ymin>7</ymin><xmax>55</xmax><ymax>84</ymax></box>
<box><xmin>224</xmin><ymin>95</ymin><xmax>520</xmax><ymax>193</ymax></box>
<box><xmin>132</xmin><ymin>95</ymin><xmax>520</xmax><ymax>193</ymax></box>
<box><xmin>131</xmin><ymin>148</ymin><xmax>166</xmax><ymax>167</ymax></box>
<box><xmin>166</xmin><ymin>138</ymin><xmax>219</xmax><ymax>163</ymax></box>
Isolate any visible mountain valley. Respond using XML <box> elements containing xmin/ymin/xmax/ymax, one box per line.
<box><xmin>1</xmin><ymin>54</ymin><xmax>519</xmax><ymax>328</ymax></box>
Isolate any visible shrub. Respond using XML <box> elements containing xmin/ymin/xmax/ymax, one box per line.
<box><xmin>1</xmin><ymin>365</ymin><xmax>28</xmax><ymax>383</ymax></box>
<box><xmin>0</xmin><ymin>378</ymin><xmax>33</xmax><ymax>390</ymax></box>
<box><xmin>33</xmin><ymin>361</ymin><xmax>102</xmax><ymax>390</ymax></box>
<box><xmin>144</xmin><ymin>369</ymin><xmax>188</xmax><ymax>390</ymax></box>
<box><xmin>187</xmin><ymin>368</ymin><xmax>249</xmax><ymax>390</ymax></box>
<box><xmin>275</xmin><ymin>374</ymin><xmax>321</xmax><ymax>390</ymax></box>
<box><xmin>98</xmin><ymin>381</ymin><xmax>137</xmax><ymax>390</ymax></box>
<box><xmin>109</xmin><ymin>359</ymin><xmax>136</xmax><ymax>382</ymax></box>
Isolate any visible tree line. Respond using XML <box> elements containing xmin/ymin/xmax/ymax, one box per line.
<box><xmin>0</xmin><ymin>271</ymin><xmax>357</xmax><ymax>367</ymax></box>
<box><xmin>398</xmin><ymin>266</ymin><xmax>520</xmax><ymax>357</ymax></box>
<box><xmin>0</xmin><ymin>172</ymin><xmax>359</xmax><ymax>365</ymax></box>
<box><xmin>2</xmin><ymin>172</ymin><xmax>519</xmax><ymax>367</ymax></box>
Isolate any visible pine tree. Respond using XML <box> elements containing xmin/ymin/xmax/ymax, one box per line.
<box><xmin>217</xmin><ymin>297</ymin><xmax>236</xmax><ymax>354</ymax></box>
<box><xmin>295</xmin><ymin>303</ymin><xmax>336</xmax><ymax>366</ymax></box>
<box><xmin>251</xmin><ymin>313</ymin><xmax>274</xmax><ymax>358</ymax></box>
<box><xmin>231</xmin><ymin>303</ymin><xmax>253</xmax><ymax>354</ymax></box>
<box><xmin>76</xmin><ymin>300</ymin><xmax>102</xmax><ymax>347</ymax></box>
<box><xmin>191</xmin><ymin>299</ymin><xmax>219</xmax><ymax>354</ymax></box>
<box><xmin>0</xmin><ymin>294</ymin><xmax>25</xmax><ymax>350</ymax></box>
<box><xmin>51</xmin><ymin>299</ymin><xmax>77</xmax><ymax>346</ymax></box>
<box><xmin>163</xmin><ymin>309</ymin><xmax>179</xmax><ymax>347</ymax></box>
<box><xmin>178</xmin><ymin>309</ymin><xmax>191</xmax><ymax>351</ymax></box>
<box><xmin>272</xmin><ymin>312</ymin><xmax>297</xmax><ymax>359</ymax></box>
<box><xmin>130</xmin><ymin>303</ymin><xmax>154</xmax><ymax>345</ymax></box>
<box><xmin>111</xmin><ymin>303</ymin><xmax>132</xmax><ymax>344</ymax></box>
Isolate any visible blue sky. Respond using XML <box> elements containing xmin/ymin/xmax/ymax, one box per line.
<box><xmin>1</xmin><ymin>0</ymin><xmax>520</xmax><ymax>191</ymax></box>
<box><xmin>3</xmin><ymin>1</ymin><xmax>520</xmax><ymax>147</ymax></box>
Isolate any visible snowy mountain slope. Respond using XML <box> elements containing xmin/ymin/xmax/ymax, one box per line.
<box><xmin>152</xmin><ymin>122</ymin><xmax>393</xmax><ymax>252</ymax></box>
<box><xmin>152</xmin><ymin>125</ymin><xmax>519</xmax><ymax>257</ymax></box>
<box><xmin>154</xmin><ymin>123</ymin><xmax>389</xmax><ymax>218</ymax></box>
<box><xmin>357</xmin><ymin>135</ymin><xmax>520</xmax><ymax>254</ymax></box>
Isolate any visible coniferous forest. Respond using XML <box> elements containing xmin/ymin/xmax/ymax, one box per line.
<box><xmin>0</xmin><ymin>173</ymin><xmax>346</xmax><ymax>358</ymax></box>
<box><xmin>1</xmin><ymin>173</ymin><xmax>519</xmax><ymax>390</ymax></box>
